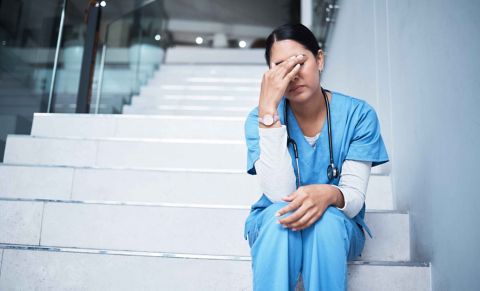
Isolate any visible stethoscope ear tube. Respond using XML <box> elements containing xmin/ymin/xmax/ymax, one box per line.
<box><xmin>284</xmin><ymin>87</ymin><xmax>338</xmax><ymax>186</ymax></box>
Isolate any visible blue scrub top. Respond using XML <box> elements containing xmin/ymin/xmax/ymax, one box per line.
<box><xmin>243</xmin><ymin>91</ymin><xmax>389</xmax><ymax>239</ymax></box>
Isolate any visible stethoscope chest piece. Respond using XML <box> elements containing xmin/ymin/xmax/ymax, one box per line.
<box><xmin>327</xmin><ymin>163</ymin><xmax>339</xmax><ymax>181</ymax></box>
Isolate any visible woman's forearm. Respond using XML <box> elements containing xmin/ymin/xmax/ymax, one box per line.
<box><xmin>255</xmin><ymin>125</ymin><xmax>296</xmax><ymax>202</ymax></box>
<box><xmin>255</xmin><ymin>126</ymin><xmax>372</xmax><ymax>218</ymax></box>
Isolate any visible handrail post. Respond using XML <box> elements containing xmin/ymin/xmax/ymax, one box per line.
<box><xmin>47</xmin><ymin>0</ymin><xmax>67</xmax><ymax>113</ymax></box>
<box><xmin>76</xmin><ymin>0</ymin><xmax>102</xmax><ymax>113</ymax></box>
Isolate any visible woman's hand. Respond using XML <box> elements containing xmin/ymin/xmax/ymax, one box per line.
<box><xmin>258</xmin><ymin>54</ymin><xmax>304</xmax><ymax>115</ymax></box>
<box><xmin>275</xmin><ymin>184</ymin><xmax>344</xmax><ymax>231</ymax></box>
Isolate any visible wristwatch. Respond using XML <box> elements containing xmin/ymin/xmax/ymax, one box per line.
<box><xmin>258</xmin><ymin>114</ymin><xmax>279</xmax><ymax>126</ymax></box>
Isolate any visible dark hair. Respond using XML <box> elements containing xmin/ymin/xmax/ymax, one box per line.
<box><xmin>265</xmin><ymin>23</ymin><xmax>320</xmax><ymax>67</ymax></box>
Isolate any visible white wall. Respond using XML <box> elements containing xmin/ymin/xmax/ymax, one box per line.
<box><xmin>323</xmin><ymin>0</ymin><xmax>480</xmax><ymax>290</ymax></box>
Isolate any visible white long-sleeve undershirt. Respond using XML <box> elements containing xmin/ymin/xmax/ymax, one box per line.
<box><xmin>254</xmin><ymin>125</ymin><xmax>372</xmax><ymax>219</ymax></box>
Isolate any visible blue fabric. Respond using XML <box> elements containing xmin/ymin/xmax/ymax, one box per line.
<box><xmin>243</xmin><ymin>91</ymin><xmax>389</xmax><ymax>290</ymax></box>
<box><xmin>249</xmin><ymin>204</ymin><xmax>365</xmax><ymax>291</ymax></box>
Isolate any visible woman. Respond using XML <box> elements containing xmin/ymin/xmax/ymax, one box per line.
<box><xmin>243</xmin><ymin>23</ymin><xmax>389</xmax><ymax>290</ymax></box>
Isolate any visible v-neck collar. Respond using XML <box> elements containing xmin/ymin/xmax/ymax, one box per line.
<box><xmin>286</xmin><ymin>91</ymin><xmax>335</xmax><ymax>151</ymax></box>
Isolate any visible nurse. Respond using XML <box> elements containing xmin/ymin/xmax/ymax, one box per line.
<box><xmin>243</xmin><ymin>23</ymin><xmax>389</xmax><ymax>290</ymax></box>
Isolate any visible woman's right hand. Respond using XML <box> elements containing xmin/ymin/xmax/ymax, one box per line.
<box><xmin>258</xmin><ymin>54</ymin><xmax>305</xmax><ymax>116</ymax></box>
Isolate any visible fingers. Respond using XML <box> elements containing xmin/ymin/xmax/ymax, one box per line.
<box><xmin>281</xmin><ymin>191</ymin><xmax>297</xmax><ymax>202</ymax></box>
<box><xmin>287</xmin><ymin>211</ymin><xmax>315</xmax><ymax>230</ymax></box>
<box><xmin>295</xmin><ymin>213</ymin><xmax>321</xmax><ymax>231</ymax></box>
<box><xmin>275</xmin><ymin>194</ymin><xmax>301</xmax><ymax>217</ymax></box>
<box><xmin>285</xmin><ymin>63</ymin><xmax>301</xmax><ymax>81</ymax></box>
<box><xmin>278</xmin><ymin>203</ymin><xmax>310</xmax><ymax>226</ymax></box>
<box><xmin>272</xmin><ymin>54</ymin><xmax>304</xmax><ymax>78</ymax></box>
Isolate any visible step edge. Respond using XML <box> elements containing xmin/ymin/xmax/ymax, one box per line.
<box><xmin>33</xmin><ymin>112</ymin><xmax>247</xmax><ymax>121</ymax></box>
<box><xmin>0</xmin><ymin>163</ymin><xmax>246</xmax><ymax>174</ymax></box>
<box><xmin>7</xmin><ymin>134</ymin><xmax>246</xmax><ymax>145</ymax></box>
<box><xmin>0</xmin><ymin>197</ymin><xmax>406</xmax><ymax>213</ymax></box>
<box><xmin>0</xmin><ymin>162</ymin><xmax>391</xmax><ymax>176</ymax></box>
<box><xmin>0</xmin><ymin>243</ymin><xmax>429</xmax><ymax>267</ymax></box>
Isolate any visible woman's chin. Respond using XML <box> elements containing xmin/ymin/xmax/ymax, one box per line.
<box><xmin>286</xmin><ymin>92</ymin><xmax>310</xmax><ymax>103</ymax></box>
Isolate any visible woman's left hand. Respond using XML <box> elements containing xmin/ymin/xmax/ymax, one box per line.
<box><xmin>275</xmin><ymin>184</ymin><xmax>337</xmax><ymax>231</ymax></box>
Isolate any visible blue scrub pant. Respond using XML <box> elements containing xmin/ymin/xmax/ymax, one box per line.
<box><xmin>247</xmin><ymin>203</ymin><xmax>365</xmax><ymax>291</ymax></box>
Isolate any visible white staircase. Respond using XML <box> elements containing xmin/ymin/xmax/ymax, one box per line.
<box><xmin>0</xmin><ymin>48</ymin><xmax>430</xmax><ymax>290</ymax></box>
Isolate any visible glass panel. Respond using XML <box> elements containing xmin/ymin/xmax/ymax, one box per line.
<box><xmin>93</xmin><ymin>0</ymin><xmax>169</xmax><ymax>114</ymax></box>
<box><xmin>48</xmin><ymin>0</ymin><xmax>86</xmax><ymax>113</ymax></box>
<box><xmin>0</xmin><ymin>0</ymin><xmax>68</xmax><ymax>160</ymax></box>
<box><xmin>311</xmin><ymin>0</ymin><xmax>339</xmax><ymax>50</ymax></box>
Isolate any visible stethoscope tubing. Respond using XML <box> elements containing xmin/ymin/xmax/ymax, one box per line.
<box><xmin>285</xmin><ymin>87</ymin><xmax>337</xmax><ymax>187</ymax></box>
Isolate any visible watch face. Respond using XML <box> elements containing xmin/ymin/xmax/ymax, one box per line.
<box><xmin>263</xmin><ymin>115</ymin><xmax>273</xmax><ymax>125</ymax></box>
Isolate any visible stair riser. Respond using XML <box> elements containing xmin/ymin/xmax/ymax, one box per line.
<box><xmin>140</xmin><ymin>87</ymin><xmax>259</xmax><ymax>97</ymax></box>
<box><xmin>31</xmin><ymin>114</ymin><xmax>246</xmax><ymax>140</ymax></box>
<box><xmin>157</xmin><ymin>65</ymin><xmax>265</xmax><ymax>76</ymax></box>
<box><xmin>131</xmin><ymin>97</ymin><xmax>257</xmax><ymax>107</ymax></box>
<box><xmin>147</xmin><ymin>78</ymin><xmax>262</xmax><ymax>87</ymax></box>
<box><xmin>4</xmin><ymin>135</ymin><xmax>391</xmax><ymax>175</ymax></box>
<box><xmin>122</xmin><ymin>105</ymin><xmax>251</xmax><ymax>116</ymax></box>
<box><xmin>4</xmin><ymin>136</ymin><xmax>246</xmax><ymax>169</ymax></box>
<box><xmin>0</xmin><ymin>165</ymin><xmax>393</xmax><ymax>210</ymax></box>
<box><xmin>0</xmin><ymin>249</ymin><xmax>429</xmax><ymax>291</ymax></box>
<box><xmin>0</xmin><ymin>200</ymin><xmax>410</xmax><ymax>261</ymax></box>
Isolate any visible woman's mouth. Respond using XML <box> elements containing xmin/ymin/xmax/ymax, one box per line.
<box><xmin>289</xmin><ymin>85</ymin><xmax>305</xmax><ymax>93</ymax></box>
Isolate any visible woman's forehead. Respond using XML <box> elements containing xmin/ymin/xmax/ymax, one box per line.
<box><xmin>270</xmin><ymin>40</ymin><xmax>310</xmax><ymax>63</ymax></box>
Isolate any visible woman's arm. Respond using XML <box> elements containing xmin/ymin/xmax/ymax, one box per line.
<box><xmin>254</xmin><ymin>125</ymin><xmax>296</xmax><ymax>202</ymax></box>
<box><xmin>276</xmin><ymin>160</ymin><xmax>371</xmax><ymax>230</ymax></box>
<box><xmin>331</xmin><ymin>160</ymin><xmax>372</xmax><ymax>218</ymax></box>
<box><xmin>255</xmin><ymin>125</ymin><xmax>372</xmax><ymax>219</ymax></box>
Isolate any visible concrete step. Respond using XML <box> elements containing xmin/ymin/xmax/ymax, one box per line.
<box><xmin>0</xmin><ymin>164</ymin><xmax>393</xmax><ymax>210</ymax></box>
<box><xmin>3</xmin><ymin>135</ymin><xmax>246</xmax><ymax>169</ymax></box>
<box><xmin>157</xmin><ymin>64</ymin><xmax>265</xmax><ymax>77</ymax></box>
<box><xmin>130</xmin><ymin>95</ymin><xmax>258</xmax><ymax>107</ymax></box>
<box><xmin>0</xmin><ymin>199</ymin><xmax>409</xmax><ymax>261</ymax></box>
<box><xmin>147</xmin><ymin>76</ymin><xmax>261</xmax><ymax>86</ymax></box>
<box><xmin>139</xmin><ymin>85</ymin><xmax>259</xmax><ymax>98</ymax></box>
<box><xmin>5</xmin><ymin>134</ymin><xmax>392</xmax><ymax>176</ymax></box>
<box><xmin>3</xmin><ymin>135</ymin><xmax>391</xmax><ymax>175</ymax></box>
<box><xmin>164</xmin><ymin>47</ymin><xmax>265</xmax><ymax>64</ymax></box>
<box><xmin>122</xmin><ymin>104</ymin><xmax>251</xmax><ymax>116</ymax></box>
<box><xmin>31</xmin><ymin>113</ymin><xmax>246</xmax><ymax>140</ymax></box>
<box><xmin>0</xmin><ymin>247</ymin><xmax>430</xmax><ymax>291</ymax></box>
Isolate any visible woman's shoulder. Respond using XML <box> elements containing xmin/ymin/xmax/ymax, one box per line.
<box><xmin>333</xmin><ymin>91</ymin><xmax>369</xmax><ymax>107</ymax></box>
<box><xmin>332</xmin><ymin>91</ymin><xmax>377</xmax><ymax>116</ymax></box>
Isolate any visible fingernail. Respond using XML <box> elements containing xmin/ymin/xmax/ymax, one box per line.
<box><xmin>297</xmin><ymin>54</ymin><xmax>304</xmax><ymax>59</ymax></box>
<box><xmin>275</xmin><ymin>212</ymin><xmax>280</xmax><ymax>217</ymax></box>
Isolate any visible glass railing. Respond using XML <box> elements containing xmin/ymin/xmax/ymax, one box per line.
<box><xmin>0</xmin><ymin>0</ymin><xmax>170</xmax><ymax>160</ymax></box>
<box><xmin>94</xmin><ymin>0</ymin><xmax>169</xmax><ymax>113</ymax></box>
<box><xmin>311</xmin><ymin>0</ymin><xmax>339</xmax><ymax>50</ymax></box>
<box><xmin>46</xmin><ymin>0</ymin><xmax>170</xmax><ymax>114</ymax></box>
<box><xmin>0</xmin><ymin>0</ymin><xmax>78</xmax><ymax>161</ymax></box>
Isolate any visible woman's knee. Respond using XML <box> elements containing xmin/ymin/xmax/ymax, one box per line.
<box><xmin>311</xmin><ymin>206</ymin><xmax>347</xmax><ymax>237</ymax></box>
<box><xmin>249</xmin><ymin>202</ymin><xmax>293</xmax><ymax>246</ymax></box>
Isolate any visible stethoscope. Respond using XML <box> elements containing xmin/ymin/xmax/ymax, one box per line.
<box><xmin>284</xmin><ymin>87</ymin><xmax>339</xmax><ymax>187</ymax></box>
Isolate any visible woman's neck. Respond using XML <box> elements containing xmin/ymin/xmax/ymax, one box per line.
<box><xmin>289</xmin><ymin>87</ymin><xmax>327</xmax><ymax>121</ymax></box>
<box><xmin>289</xmin><ymin>87</ymin><xmax>331</xmax><ymax>137</ymax></box>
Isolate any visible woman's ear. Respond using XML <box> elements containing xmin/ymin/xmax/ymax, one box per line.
<box><xmin>316</xmin><ymin>49</ymin><xmax>325</xmax><ymax>72</ymax></box>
